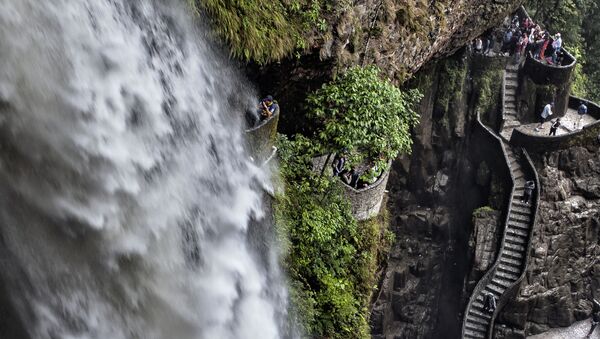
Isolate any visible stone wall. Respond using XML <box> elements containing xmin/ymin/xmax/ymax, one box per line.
<box><xmin>495</xmin><ymin>145</ymin><xmax>600</xmax><ymax>337</ymax></box>
<box><xmin>510</xmin><ymin>96</ymin><xmax>600</xmax><ymax>152</ymax></box>
<box><xmin>517</xmin><ymin>7</ymin><xmax>576</xmax><ymax>120</ymax></box>
<box><xmin>245</xmin><ymin>110</ymin><xmax>279</xmax><ymax>163</ymax></box>
<box><xmin>342</xmin><ymin>163</ymin><xmax>391</xmax><ymax>221</ymax></box>
<box><xmin>370</xmin><ymin>50</ymin><xmax>511</xmax><ymax>339</ymax></box>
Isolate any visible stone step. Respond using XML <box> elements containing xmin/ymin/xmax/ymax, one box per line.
<box><xmin>465</xmin><ymin>322</ymin><xmax>488</xmax><ymax>332</ymax></box>
<box><xmin>472</xmin><ymin>300</ymin><xmax>485</xmax><ymax>311</ymax></box>
<box><xmin>492</xmin><ymin>276</ymin><xmax>513</xmax><ymax>288</ymax></box>
<box><xmin>467</xmin><ymin>315</ymin><xmax>490</xmax><ymax>326</ymax></box>
<box><xmin>496</xmin><ymin>269</ymin><xmax>520</xmax><ymax>281</ymax></box>
<box><xmin>507</xmin><ymin>219</ymin><xmax>530</xmax><ymax>230</ymax></box>
<box><xmin>502</xmin><ymin>248</ymin><xmax>524</xmax><ymax>260</ymax></box>
<box><xmin>506</xmin><ymin>82</ymin><xmax>518</xmax><ymax>89</ymax></box>
<box><xmin>512</xmin><ymin>200</ymin><xmax>531</xmax><ymax>208</ymax></box>
<box><xmin>506</xmin><ymin>64</ymin><xmax>519</xmax><ymax>71</ymax></box>
<box><xmin>509</xmin><ymin>213</ymin><xmax>531</xmax><ymax>223</ymax></box>
<box><xmin>505</xmin><ymin>234</ymin><xmax>527</xmax><ymax>245</ymax></box>
<box><xmin>464</xmin><ymin>328</ymin><xmax>486</xmax><ymax>338</ymax></box>
<box><xmin>511</xmin><ymin>168</ymin><xmax>524</xmax><ymax>177</ymax></box>
<box><xmin>505</xmin><ymin>74</ymin><xmax>518</xmax><ymax>80</ymax></box>
<box><xmin>485</xmin><ymin>284</ymin><xmax>504</xmax><ymax>296</ymax></box>
<box><xmin>500</xmin><ymin>256</ymin><xmax>523</xmax><ymax>267</ymax></box>
<box><xmin>503</xmin><ymin>120</ymin><xmax>520</xmax><ymax>129</ymax></box>
<box><xmin>511</xmin><ymin>208</ymin><xmax>532</xmax><ymax>218</ymax></box>
<box><xmin>514</xmin><ymin>178</ymin><xmax>526</xmax><ymax>187</ymax></box>
<box><xmin>510</xmin><ymin>205</ymin><xmax>531</xmax><ymax>215</ymax></box>
<box><xmin>505</xmin><ymin>108</ymin><xmax>517</xmax><ymax>115</ymax></box>
<box><xmin>470</xmin><ymin>309</ymin><xmax>493</xmax><ymax>320</ymax></box>
<box><xmin>503</xmin><ymin>242</ymin><xmax>526</xmax><ymax>253</ymax></box>
<box><xmin>500</xmin><ymin>130</ymin><xmax>513</xmax><ymax>141</ymax></box>
<box><xmin>507</xmin><ymin>227</ymin><xmax>529</xmax><ymax>237</ymax></box>
<box><xmin>499</xmin><ymin>262</ymin><xmax>522</xmax><ymax>274</ymax></box>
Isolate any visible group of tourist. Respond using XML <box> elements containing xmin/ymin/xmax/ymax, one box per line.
<box><xmin>473</xmin><ymin>13</ymin><xmax>565</xmax><ymax>65</ymax></box>
<box><xmin>331</xmin><ymin>153</ymin><xmax>384</xmax><ymax>189</ymax></box>
<box><xmin>534</xmin><ymin>101</ymin><xmax>588</xmax><ymax>134</ymax></box>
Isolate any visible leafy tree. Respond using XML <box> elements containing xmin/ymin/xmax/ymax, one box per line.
<box><xmin>306</xmin><ymin>65</ymin><xmax>421</xmax><ymax>171</ymax></box>
<box><xmin>525</xmin><ymin>0</ymin><xmax>600</xmax><ymax>100</ymax></box>
<box><xmin>275</xmin><ymin>134</ymin><xmax>373</xmax><ymax>338</ymax></box>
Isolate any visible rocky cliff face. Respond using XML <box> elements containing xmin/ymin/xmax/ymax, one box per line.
<box><xmin>495</xmin><ymin>145</ymin><xmax>600</xmax><ymax>338</ymax></box>
<box><xmin>249</xmin><ymin>0</ymin><xmax>524</xmax><ymax>134</ymax></box>
<box><xmin>369</xmin><ymin>51</ymin><xmax>510</xmax><ymax>339</ymax></box>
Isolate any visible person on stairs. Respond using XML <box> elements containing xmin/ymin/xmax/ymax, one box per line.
<box><xmin>586</xmin><ymin>298</ymin><xmax>600</xmax><ymax>338</ymax></box>
<box><xmin>483</xmin><ymin>292</ymin><xmax>497</xmax><ymax>314</ymax></box>
<box><xmin>549</xmin><ymin>118</ymin><xmax>561</xmax><ymax>136</ymax></box>
<box><xmin>521</xmin><ymin>180</ymin><xmax>535</xmax><ymax>205</ymax></box>
<box><xmin>535</xmin><ymin>102</ymin><xmax>553</xmax><ymax>131</ymax></box>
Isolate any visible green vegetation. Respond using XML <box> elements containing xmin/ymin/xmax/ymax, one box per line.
<box><xmin>526</xmin><ymin>0</ymin><xmax>600</xmax><ymax>101</ymax></box>
<box><xmin>472</xmin><ymin>65</ymin><xmax>503</xmax><ymax>117</ymax></box>
<box><xmin>189</xmin><ymin>0</ymin><xmax>331</xmax><ymax>63</ymax></box>
<box><xmin>306</xmin><ymin>65</ymin><xmax>421</xmax><ymax>172</ymax></box>
<box><xmin>472</xmin><ymin>206</ymin><xmax>495</xmax><ymax>219</ymax></box>
<box><xmin>272</xmin><ymin>66</ymin><xmax>417</xmax><ymax>338</ymax></box>
<box><xmin>436</xmin><ymin>57</ymin><xmax>468</xmax><ymax>114</ymax></box>
<box><xmin>275</xmin><ymin>134</ymin><xmax>393</xmax><ymax>338</ymax></box>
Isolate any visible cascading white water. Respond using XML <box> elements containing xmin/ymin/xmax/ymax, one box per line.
<box><xmin>0</xmin><ymin>1</ymin><xmax>291</xmax><ymax>338</ymax></box>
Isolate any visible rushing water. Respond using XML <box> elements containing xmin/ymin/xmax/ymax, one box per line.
<box><xmin>0</xmin><ymin>1</ymin><xmax>289</xmax><ymax>338</ymax></box>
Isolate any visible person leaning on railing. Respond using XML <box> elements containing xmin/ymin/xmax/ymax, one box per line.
<box><xmin>258</xmin><ymin>95</ymin><xmax>278</xmax><ymax>120</ymax></box>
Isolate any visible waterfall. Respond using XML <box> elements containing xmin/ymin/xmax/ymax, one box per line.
<box><xmin>0</xmin><ymin>0</ymin><xmax>290</xmax><ymax>338</ymax></box>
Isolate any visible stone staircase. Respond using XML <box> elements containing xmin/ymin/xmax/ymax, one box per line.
<box><xmin>462</xmin><ymin>143</ymin><xmax>535</xmax><ymax>339</ymax></box>
<box><xmin>501</xmin><ymin>63</ymin><xmax>520</xmax><ymax>141</ymax></box>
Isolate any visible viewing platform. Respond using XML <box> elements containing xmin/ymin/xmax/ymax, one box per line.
<box><xmin>312</xmin><ymin>155</ymin><xmax>390</xmax><ymax>221</ymax></box>
<box><xmin>245</xmin><ymin>108</ymin><xmax>280</xmax><ymax>165</ymax></box>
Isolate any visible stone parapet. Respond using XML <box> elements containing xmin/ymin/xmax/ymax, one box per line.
<box><xmin>341</xmin><ymin>162</ymin><xmax>392</xmax><ymax>221</ymax></box>
<box><xmin>245</xmin><ymin>109</ymin><xmax>279</xmax><ymax>163</ymax></box>
<box><xmin>510</xmin><ymin>96</ymin><xmax>600</xmax><ymax>152</ymax></box>
<box><xmin>311</xmin><ymin>155</ymin><xmax>391</xmax><ymax>220</ymax></box>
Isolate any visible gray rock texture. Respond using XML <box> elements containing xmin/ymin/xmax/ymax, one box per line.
<box><xmin>249</xmin><ymin>0</ymin><xmax>524</xmax><ymax>134</ymax></box>
<box><xmin>370</xmin><ymin>51</ymin><xmax>510</xmax><ymax>339</ymax></box>
<box><xmin>495</xmin><ymin>145</ymin><xmax>600</xmax><ymax>338</ymax></box>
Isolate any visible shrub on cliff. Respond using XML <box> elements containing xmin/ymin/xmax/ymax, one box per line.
<box><xmin>275</xmin><ymin>134</ymin><xmax>374</xmax><ymax>338</ymax></box>
<box><xmin>306</xmin><ymin>65</ymin><xmax>421</xmax><ymax>171</ymax></box>
<box><xmin>190</xmin><ymin>0</ymin><xmax>328</xmax><ymax>63</ymax></box>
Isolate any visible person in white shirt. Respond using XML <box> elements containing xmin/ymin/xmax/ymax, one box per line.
<box><xmin>551</xmin><ymin>33</ymin><xmax>562</xmax><ymax>64</ymax></box>
<box><xmin>535</xmin><ymin>102</ymin><xmax>554</xmax><ymax>131</ymax></box>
